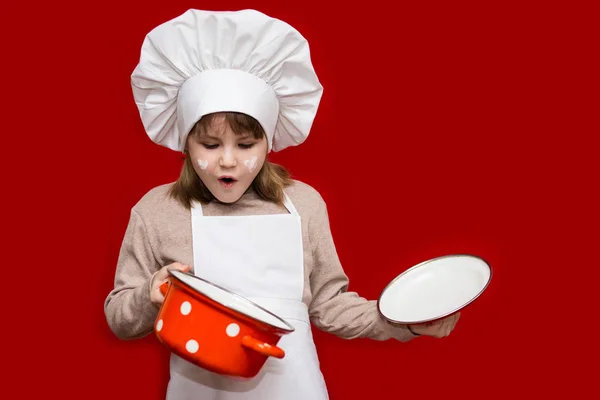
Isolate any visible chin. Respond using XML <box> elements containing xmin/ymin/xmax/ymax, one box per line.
<box><xmin>214</xmin><ymin>193</ymin><xmax>243</xmax><ymax>204</ymax></box>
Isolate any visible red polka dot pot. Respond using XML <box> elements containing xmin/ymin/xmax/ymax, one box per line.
<box><xmin>154</xmin><ymin>269</ymin><xmax>295</xmax><ymax>378</ymax></box>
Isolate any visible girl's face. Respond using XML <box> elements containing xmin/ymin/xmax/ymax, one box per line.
<box><xmin>187</xmin><ymin>116</ymin><xmax>268</xmax><ymax>203</ymax></box>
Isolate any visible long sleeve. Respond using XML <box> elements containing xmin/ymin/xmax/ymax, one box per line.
<box><xmin>104</xmin><ymin>209</ymin><xmax>161</xmax><ymax>340</ymax></box>
<box><xmin>307</xmin><ymin>197</ymin><xmax>418</xmax><ymax>342</ymax></box>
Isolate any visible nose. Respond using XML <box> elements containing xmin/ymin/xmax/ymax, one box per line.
<box><xmin>219</xmin><ymin>148</ymin><xmax>237</xmax><ymax>168</ymax></box>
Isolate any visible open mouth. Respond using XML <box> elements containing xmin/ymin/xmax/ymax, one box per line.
<box><xmin>218</xmin><ymin>176</ymin><xmax>237</xmax><ymax>188</ymax></box>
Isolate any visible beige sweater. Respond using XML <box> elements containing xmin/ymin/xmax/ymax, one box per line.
<box><xmin>104</xmin><ymin>180</ymin><xmax>417</xmax><ymax>342</ymax></box>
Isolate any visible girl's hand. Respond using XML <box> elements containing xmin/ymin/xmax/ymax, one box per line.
<box><xmin>150</xmin><ymin>262</ymin><xmax>191</xmax><ymax>306</ymax></box>
<box><xmin>408</xmin><ymin>312</ymin><xmax>460</xmax><ymax>338</ymax></box>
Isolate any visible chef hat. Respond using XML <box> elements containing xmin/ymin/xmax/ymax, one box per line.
<box><xmin>130</xmin><ymin>9</ymin><xmax>323</xmax><ymax>153</ymax></box>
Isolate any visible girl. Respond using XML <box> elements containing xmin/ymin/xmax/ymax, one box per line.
<box><xmin>104</xmin><ymin>8</ymin><xmax>459</xmax><ymax>400</ymax></box>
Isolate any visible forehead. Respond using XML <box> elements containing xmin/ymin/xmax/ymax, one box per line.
<box><xmin>192</xmin><ymin>112</ymin><xmax>265</xmax><ymax>140</ymax></box>
<box><xmin>197</xmin><ymin>115</ymin><xmax>231</xmax><ymax>136</ymax></box>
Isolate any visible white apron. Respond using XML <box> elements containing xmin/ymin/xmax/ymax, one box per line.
<box><xmin>166</xmin><ymin>192</ymin><xmax>329</xmax><ymax>400</ymax></box>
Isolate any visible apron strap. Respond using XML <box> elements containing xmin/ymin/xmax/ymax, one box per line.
<box><xmin>191</xmin><ymin>200</ymin><xmax>203</xmax><ymax>215</ymax></box>
<box><xmin>282</xmin><ymin>192</ymin><xmax>299</xmax><ymax>216</ymax></box>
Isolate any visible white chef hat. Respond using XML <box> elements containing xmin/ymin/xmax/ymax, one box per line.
<box><xmin>130</xmin><ymin>9</ymin><xmax>323</xmax><ymax>153</ymax></box>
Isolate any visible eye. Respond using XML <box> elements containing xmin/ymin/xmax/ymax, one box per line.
<box><xmin>239</xmin><ymin>143</ymin><xmax>255</xmax><ymax>149</ymax></box>
<box><xmin>202</xmin><ymin>143</ymin><xmax>218</xmax><ymax>149</ymax></box>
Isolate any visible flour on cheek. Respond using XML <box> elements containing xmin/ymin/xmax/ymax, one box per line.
<box><xmin>197</xmin><ymin>159</ymin><xmax>209</xmax><ymax>170</ymax></box>
<box><xmin>243</xmin><ymin>156</ymin><xmax>258</xmax><ymax>173</ymax></box>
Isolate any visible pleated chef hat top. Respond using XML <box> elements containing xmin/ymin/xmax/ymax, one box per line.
<box><xmin>130</xmin><ymin>9</ymin><xmax>323</xmax><ymax>153</ymax></box>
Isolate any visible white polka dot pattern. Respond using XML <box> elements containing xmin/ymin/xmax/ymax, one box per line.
<box><xmin>186</xmin><ymin>339</ymin><xmax>199</xmax><ymax>353</ymax></box>
<box><xmin>226</xmin><ymin>323</ymin><xmax>240</xmax><ymax>337</ymax></box>
<box><xmin>156</xmin><ymin>319</ymin><xmax>163</xmax><ymax>332</ymax></box>
<box><xmin>180</xmin><ymin>301</ymin><xmax>192</xmax><ymax>315</ymax></box>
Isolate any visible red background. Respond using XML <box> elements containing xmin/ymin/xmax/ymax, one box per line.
<box><xmin>2</xmin><ymin>0</ymin><xmax>597</xmax><ymax>398</ymax></box>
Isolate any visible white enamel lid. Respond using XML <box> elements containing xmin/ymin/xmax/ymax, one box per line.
<box><xmin>169</xmin><ymin>270</ymin><xmax>294</xmax><ymax>332</ymax></box>
<box><xmin>378</xmin><ymin>254</ymin><xmax>492</xmax><ymax>324</ymax></box>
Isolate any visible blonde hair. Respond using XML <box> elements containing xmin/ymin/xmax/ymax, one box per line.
<box><xmin>168</xmin><ymin>112</ymin><xmax>293</xmax><ymax>208</ymax></box>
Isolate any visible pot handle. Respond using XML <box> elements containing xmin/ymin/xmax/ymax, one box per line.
<box><xmin>241</xmin><ymin>335</ymin><xmax>285</xmax><ymax>359</ymax></box>
<box><xmin>159</xmin><ymin>281</ymin><xmax>170</xmax><ymax>296</ymax></box>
